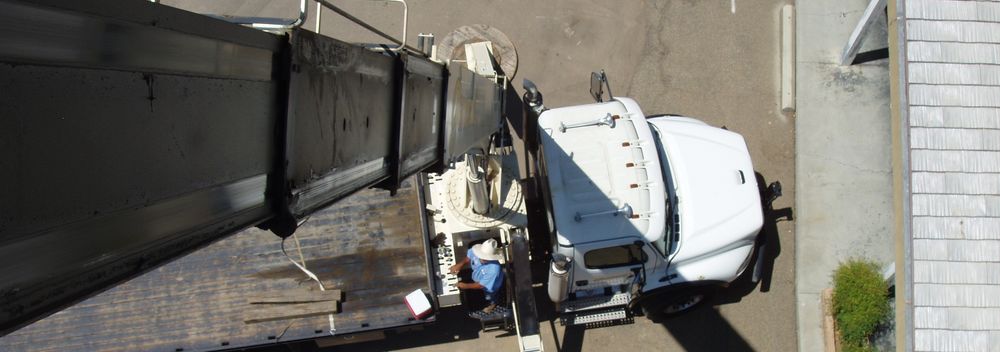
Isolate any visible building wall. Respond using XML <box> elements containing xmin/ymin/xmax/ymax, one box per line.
<box><xmin>904</xmin><ymin>0</ymin><xmax>1000</xmax><ymax>350</ymax></box>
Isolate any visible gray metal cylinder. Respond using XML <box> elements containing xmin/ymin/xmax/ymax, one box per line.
<box><xmin>466</xmin><ymin>153</ymin><xmax>490</xmax><ymax>215</ymax></box>
<box><xmin>547</xmin><ymin>254</ymin><xmax>571</xmax><ymax>303</ymax></box>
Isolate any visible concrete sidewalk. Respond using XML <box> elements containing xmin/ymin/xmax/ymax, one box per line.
<box><xmin>795</xmin><ymin>0</ymin><xmax>896</xmax><ymax>350</ymax></box>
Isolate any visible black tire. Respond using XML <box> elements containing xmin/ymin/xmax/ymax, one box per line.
<box><xmin>640</xmin><ymin>286</ymin><xmax>712</xmax><ymax>321</ymax></box>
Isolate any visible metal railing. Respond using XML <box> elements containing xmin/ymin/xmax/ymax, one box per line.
<box><xmin>152</xmin><ymin>0</ymin><xmax>419</xmax><ymax>54</ymax></box>
<box><xmin>315</xmin><ymin>0</ymin><xmax>416</xmax><ymax>53</ymax></box>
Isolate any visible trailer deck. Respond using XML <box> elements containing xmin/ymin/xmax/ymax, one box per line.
<box><xmin>0</xmin><ymin>179</ymin><xmax>432</xmax><ymax>352</ymax></box>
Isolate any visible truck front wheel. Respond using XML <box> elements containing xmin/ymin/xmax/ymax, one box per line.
<box><xmin>640</xmin><ymin>286</ymin><xmax>712</xmax><ymax>321</ymax></box>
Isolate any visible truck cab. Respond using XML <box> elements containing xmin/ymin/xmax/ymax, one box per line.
<box><xmin>536</xmin><ymin>96</ymin><xmax>764</xmax><ymax>320</ymax></box>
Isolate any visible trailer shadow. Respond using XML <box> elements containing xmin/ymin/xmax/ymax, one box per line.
<box><xmin>658</xmin><ymin>304</ymin><xmax>754</xmax><ymax>351</ymax></box>
<box><xmin>753</xmin><ymin>172</ymin><xmax>794</xmax><ymax>294</ymax></box>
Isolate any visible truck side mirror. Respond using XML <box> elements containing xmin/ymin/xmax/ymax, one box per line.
<box><xmin>523</xmin><ymin>79</ymin><xmax>539</xmax><ymax>96</ymax></box>
<box><xmin>590</xmin><ymin>70</ymin><xmax>612</xmax><ymax>103</ymax></box>
<box><xmin>522</xmin><ymin>79</ymin><xmax>542</xmax><ymax>106</ymax></box>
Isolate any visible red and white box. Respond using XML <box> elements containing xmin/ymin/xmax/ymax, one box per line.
<box><xmin>404</xmin><ymin>289</ymin><xmax>432</xmax><ymax>319</ymax></box>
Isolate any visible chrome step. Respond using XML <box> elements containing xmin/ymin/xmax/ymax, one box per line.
<box><xmin>560</xmin><ymin>292</ymin><xmax>631</xmax><ymax>313</ymax></box>
<box><xmin>560</xmin><ymin>307</ymin><xmax>633</xmax><ymax>327</ymax></box>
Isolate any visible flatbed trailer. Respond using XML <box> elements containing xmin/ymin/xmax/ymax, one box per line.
<box><xmin>0</xmin><ymin>179</ymin><xmax>436</xmax><ymax>352</ymax></box>
<box><xmin>0</xmin><ymin>0</ymin><xmax>504</xmax><ymax>336</ymax></box>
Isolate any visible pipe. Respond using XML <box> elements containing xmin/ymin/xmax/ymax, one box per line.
<box><xmin>314</xmin><ymin>0</ymin><xmax>423</xmax><ymax>54</ymax></box>
<box><xmin>249</xmin><ymin>0</ymin><xmax>308</xmax><ymax>30</ymax></box>
<box><xmin>466</xmin><ymin>153</ymin><xmax>490</xmax><ymax>215</ymax></box>
<box><xmin>315</xmin><ymin>0</ymin><xmax>323</xmax><ymax>33</ymax></box>
<box><xmin>383</xmin><ymin>0</ymin><xmax>407</xmax><ymax>52</ymax></box>
<box><xmin>547</xmin><ymin>253</ymin><xmax>571</xmax><ymax>303</ymax></box>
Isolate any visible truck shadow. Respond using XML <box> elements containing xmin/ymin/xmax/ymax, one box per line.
<box><xmin>658</xmin><ymin>304</ymin><xmax>754</xmax><ymax>352</ymax></box>
<box><xmin>310</xmin><ymin>307</ymin><xmax>491</xmax><ymax>351</ymax></box>
<box><xmin>752</xmin><ymin>171</ymin><xmax>793</xmax><ymax>294</ymax></box>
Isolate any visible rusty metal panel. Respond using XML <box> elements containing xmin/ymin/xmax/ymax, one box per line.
<box><xmin>0</xmin><ymin>0</ymin><xmax>278</xmax><ymax>79</ymax></box>
<box><xmin>443</xmin><ymin>64</ymin><xmax>504</xmax><ymax>163</ymax></box>
<box><xmin>283</xmin><ymin>29</ymin><xmax>398</xmax><ymax>217</ymax></box>
<box><xmin>0</xmin><ymin>0</ymin><xmax>469</xmax><ymax>336</ymax></box>
<box><xmin>0</xmin><ymin>0</ymin><xmax>281</xmax><ymax>335</ymax></box>
<box><xmin>0</xmin><ymin>180</ymin><xmax>432</xmax><ymax>352</ymax></box>
<box><xmin>398</xmin><ymin>55</ymin><xmax>446</xmax><ymax>176</ymax></box>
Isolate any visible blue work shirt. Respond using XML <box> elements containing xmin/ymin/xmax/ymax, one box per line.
<box><xmin>467</xmin><ymin>248</ymin><xmax>503</xmax><ymax>303</ymax></box>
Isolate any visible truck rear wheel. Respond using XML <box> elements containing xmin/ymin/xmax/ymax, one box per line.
<box><xmin>641</xmin><ymin>286</ymin><xmax>711</xmax><ymax>321</ymax></box>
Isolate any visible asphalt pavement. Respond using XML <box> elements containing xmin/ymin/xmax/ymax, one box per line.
<box><xmin>164</xmin><ymin>1</ymin><xmax>798</xmax><ymax>350</ymax></box>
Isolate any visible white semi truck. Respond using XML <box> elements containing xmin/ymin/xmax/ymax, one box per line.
<box><xmin>538</xmin><ymin>95</ymin><xmax>766</xmax><ymax>318</ymax></box>
<box><xmin>422</xmin><ymin>72</ymin><xmax>780</xmax><ymax>350</ymax></box>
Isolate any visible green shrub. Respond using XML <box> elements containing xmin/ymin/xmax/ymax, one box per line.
<box><xmin>832</xmin><ymin>259</ymin><xmax>889</xmax><ymax>351</ymax></box>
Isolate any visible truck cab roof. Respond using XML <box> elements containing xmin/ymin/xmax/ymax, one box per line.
<box><xmin>537</xmin><ymin>98</ymin><xmax>667</xmax><ymax>247</ymax></box>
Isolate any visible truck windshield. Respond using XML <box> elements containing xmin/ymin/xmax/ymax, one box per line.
<box><xmin>649</xmin><ymin>123</ymin><xmax>679</xmax><ymax>256</ymax></box>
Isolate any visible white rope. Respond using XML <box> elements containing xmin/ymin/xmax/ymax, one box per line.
<box><xmin>292</xmin><ymin>233</ymin><xmax>308</xmax><ymax>270</ymax></box>
<box><xmin>281</xmin><ymin>234</ymin><xmax>337</xmax><ymax>335</ymax></box>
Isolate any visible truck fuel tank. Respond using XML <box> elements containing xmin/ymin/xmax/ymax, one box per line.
<box><xmin>547</xmin><ymin>253</ymin><xmax>572</xmax><ymax>303</ymax></box>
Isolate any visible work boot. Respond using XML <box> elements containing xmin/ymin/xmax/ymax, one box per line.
<box><xmin>482</xmin><ymin>303</ymin><xmax>497</xmax><ymax>314</ymax></box>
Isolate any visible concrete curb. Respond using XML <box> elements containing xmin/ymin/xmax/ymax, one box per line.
<box><xmin>822</xmin><ymin>288</ymin><xmax>837</xmax><ymax>352</ymax></box>
<box><xmin>780</xmin><ymin>4</ymin><xmax>795</xmax><ymax>113</ymax></box>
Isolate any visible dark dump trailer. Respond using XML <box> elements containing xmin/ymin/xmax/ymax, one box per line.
<box><xmin>0</xmin><ymin>179</ymin><xmax>438</xmax><ymax>352</ymax></box>
<box><xmin>0</xmin><ymin>0</ymin><xmax>501</xmax><ymax>337</ymax></box>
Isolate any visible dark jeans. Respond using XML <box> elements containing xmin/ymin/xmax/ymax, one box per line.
<box><xmin>457</xmin><ymin>269</ymin><xmax>505</xmax><ymax>311</ymax></box>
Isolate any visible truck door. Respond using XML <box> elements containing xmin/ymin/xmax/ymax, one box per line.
<box><xmin>571</xmin><ymin>237</ymin><xmax>660</xmax><ymax>294</ymax></box>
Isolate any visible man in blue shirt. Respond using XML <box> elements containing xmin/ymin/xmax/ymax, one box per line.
<box><xmin>449</xmin><ymin>238</ymin><xmax>504</xmax><ymax>313</ymax></box>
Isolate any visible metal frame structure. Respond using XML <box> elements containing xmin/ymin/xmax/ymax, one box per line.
<box><xmin>840</xmin><ymin>0</ymin><xmax>887</xmax><ymax>65</ymax></box>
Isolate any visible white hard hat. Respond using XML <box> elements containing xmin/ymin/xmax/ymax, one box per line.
<box><xmin>471</xmin><ymin>238</ymin><xmax>502</xmax><ymax>262</ymax></box>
